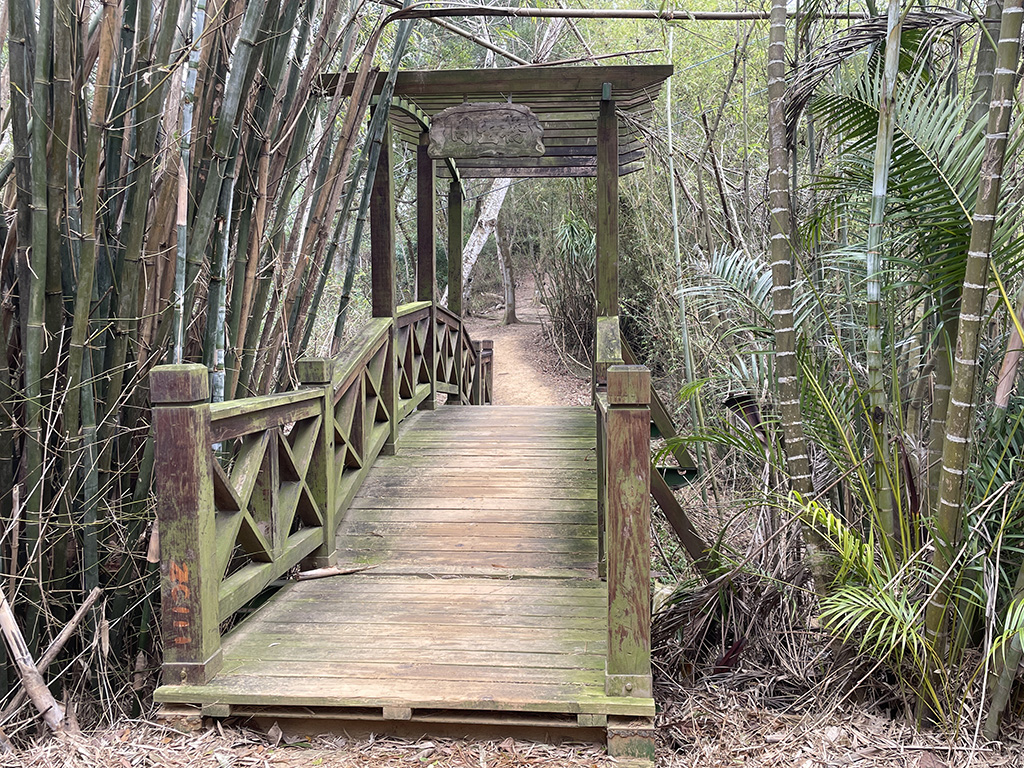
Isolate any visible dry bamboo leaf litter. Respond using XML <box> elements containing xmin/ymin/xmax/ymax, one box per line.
<box><xmin>657</xmin><ymin>687</ymin><xmax>1024</xmax><ymax>768</ymax></box>
<box><xmin>0</xmin><ymin>722</ymin><xmax>618</xmax><ymax>768</ymax></box>
<box><xmin>1</xmin><ymin>699</ymin><xmax>1021</xmax><ymax>768</ymax></box>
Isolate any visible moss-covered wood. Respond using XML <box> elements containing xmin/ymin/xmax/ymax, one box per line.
<box><xmin>602</xmin><ymin>365</ymin><xmax>652</xmax><ymax>699</ymax></box>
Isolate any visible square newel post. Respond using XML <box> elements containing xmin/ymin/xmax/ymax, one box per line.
<box><xmin>604</xmin><ymin>365</ymin><xmax>652</xmax><ymax>699</ymax></box>
<box><xmin>417</xmin><ymin>132</ymin><xmax>437</xmax><ymax>411</ymax></box>
<box><xmin>151</xmin><ymin>364</ymin><xmax>222</xmax><ymax>685</ymax></box>
<box><xmin>296</xmin><ymin>357</ymin><xmax>336</xmax><ymax>567</ymax></box>
<box><xmin>371</xmin><ymin>122</ymin><xmax>399</xmax><ymax>453</ymax></box>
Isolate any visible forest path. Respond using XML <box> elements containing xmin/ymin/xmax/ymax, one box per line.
<box><xmin>462</xmin><ymin>279</ymin><xmax>590</xmax><ymax>407</ymax></box>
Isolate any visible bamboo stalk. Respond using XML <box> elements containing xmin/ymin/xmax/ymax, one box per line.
<box><xmin>64</xmin><ymin>0</ymin><xmax>115</xmax><ymax>464</ymax></box>
<box><xmin>24</xmin><ymin>0</ymin><xmax>55</xmax><ymax>646</ymax></box>
<box><xmin>765</xmin><ymin>0</ymin><xmax>829</xmax><ymax>592</ymax></box>
<box><xmin>0</xmin><ymin>588</ymin><xmax>102</xmax><ymax>725</ymax></box>
<box><xmin>100</xmin><ymin>0</ymin><xmax>183</xmax><ymax>459</ymax></box>
<box><xmin>180</xmin><ymin>0</ymin><xmax>268</xmax><ymax>350</ymax></box>
<box><xmin>865</xmin><ymin>0</ymin><xmax>902</xmax><ymax>556</ymax></box>
<box><xmin>331</xmin><ymin>12</ymin><xmax>418</xmax><ymax>345</ymax></box>
<box><xmin>225</xmin><ymin>0</ymin><xmax>301</xmax><ymax>387</ymax></box>
<box><xmin>0</xmin><ymin>590</ymin><xmax>66</xmax><ymax>732</ymax></box>
<box><xmin>924</xmin><ymin>0</ymin><xmax>1024</xmax><ymax>696</ymax></box>
<box><xmin>172</xmin><ymin>0</ymin><xmax>208</xmax><ymax>363</ymax></box>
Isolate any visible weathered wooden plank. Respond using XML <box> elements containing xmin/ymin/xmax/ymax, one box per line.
<box><xmin>349</xmin><ymin>497</ymin><xmax>595</xmax><ymax>511</ymax></box>
<box><xmin>358</xmin><ymin>478</ymin><xmax>596</xmax><ymax>493</ymax></box>
<box><xmin>238</xmin><ymin>613</ymin><xmax>604</xmax><ymax>634</ymax></box>
<box><xmin>289</xmin><ymin>576</ymin><xmax>605</xmax><ymax>596</ymax></box>
<box><xmin>218</xmin><ymin>660</ymin><xmax>606</xmax><ymax>687</ymax></box>
<box><xmin>225</xmin><ymin>626</ymin><xmax>603</xmax><ymax>652</ymax></box>
<box><xmin>209</xmin><ymin>388</ymin><xmax>321</xmax><ymax>423</ymax></box>
<box><xmin>446</xmin><ymin>180</ymin><xmax>463</xmax><ymax>317</ymax></box>
<box><xmin>264</xmin><ymin>598</ymin><xmax>607</xmax><ymax>618</ymax></box>
<box><xmin>155</xmin><ymin>673</ymin><xmax>655</xmax><ymax>717</ymax></box>
<box><xmin>358</xmin><ymin>481</ymin><xmax>596</xmax><ymax>496</ymax></box>
<box><xmin>339</xmin><ymin>534</ymin><xmax>597</xmax><ymax>555</ymax></box>
<box><xmin>210</xmin><ymin>396</ymin><xmax>322</xmax><ymax>444</ymax></box>
<box><xmin>345</xmin><ymin>520</ymin><xmax>597</xmax><ymax>537</ymax></box>
<box><xmin>331</xmin><ymin>319</ymin><xmax>391</xmax><ymax>394</ymax></box>
<box><xmin>396</xmin><ymin>301</ymin><xmax>431</xmax><ymax>320</ymax></box>
<box><xmin>334</xmin><ymin>549</ymin><xmax>596</xmax><ymax>570</ymax></box>
<box><xmin>326</xmin><ymin>65</ymin><xmax>674</xmax><ymax>99</ymax></box>
<box><xmin>344</xmin><ymin>513</ymin><xmax>596</xmax><ymax>530</ymax></box>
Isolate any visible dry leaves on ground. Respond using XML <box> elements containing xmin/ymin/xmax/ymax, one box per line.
<box><xmin>1</xmin><ymin>723</ymin><xmax>617</xmax><ymax>768</ymax></box>
<box><xmin>658</xmin><ymin>686</ymin><xmax>1024</xmax><ymax>768</ymax></box>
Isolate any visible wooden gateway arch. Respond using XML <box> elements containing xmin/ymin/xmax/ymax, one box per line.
<box><xmin>150</xmin><ymin>65</ymin><xmax>680</xmax><ymax>759</ymax></box>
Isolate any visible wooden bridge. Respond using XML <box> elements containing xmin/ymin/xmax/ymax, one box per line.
<box><xmin>150</xmin><ymin>67</ymin><xmax>689</xmax><ymax>760</ymax></box>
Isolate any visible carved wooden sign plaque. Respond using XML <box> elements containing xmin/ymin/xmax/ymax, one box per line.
<box><xmin>428</xmin><ymin>103</ymin><xmax>545</xmax><ymax>159</ymax></box>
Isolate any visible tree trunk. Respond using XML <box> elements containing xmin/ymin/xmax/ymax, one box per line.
<box><xmin>766</xmin><ymin>0</ymin><xmax>828</xmax><ymax>591</ymax></box>
<box><xmin>496</xmin><ymin>216</ymin><xmax>517</xmax><ymax>324</ymax></box>
<box><xmin>440</xmin><ymin>178</ymin><xmax>509</xmax><ymax>307</ymax></box>
<box><xmin>924</xmin><ymin>0</ymin><xmax>1024</xmax><ymax>706</ymax></box>
<box><xmin>866</xmin><ymin>0</ymin><xmax>903</xmax><ymax>555</ymax></box>
<box><xmin>994</xmin><ymin>291</ymin><xmax>1024</xmax><ymax>412</ymax></box>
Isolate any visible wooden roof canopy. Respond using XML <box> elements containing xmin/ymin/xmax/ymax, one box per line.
<box><xmin>326</xmin><ymin>65</ymin><xmax>673</xmax><ymax>179</ymax></box>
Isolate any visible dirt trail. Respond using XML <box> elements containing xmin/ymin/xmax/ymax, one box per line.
<box><xmin>462</xmin><ymin>280</ymin><xmax>590</xmax><ymax>407</ymax></box>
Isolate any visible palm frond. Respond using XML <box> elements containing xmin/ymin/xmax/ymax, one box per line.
<box><xmin>785</xmin><ymin>9</ymin><xmax>975</xmax><ymax>141</ymax></box>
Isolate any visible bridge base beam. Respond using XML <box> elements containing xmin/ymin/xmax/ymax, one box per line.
<box><xmin>606</xmin><ymin>716</ymin><xmax>656</xmax><ymax>765</ymax></box>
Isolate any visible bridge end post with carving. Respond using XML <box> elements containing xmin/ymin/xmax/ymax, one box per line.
<box><xmin>151</xmin><ymin>364</ymin><xmax>223</xmax><ymax>686</ymax></box>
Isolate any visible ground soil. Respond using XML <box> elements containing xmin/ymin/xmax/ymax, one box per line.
<box><xmin>462</xmin><ymin>282</ymin><xmax>590</xmax><ymax>407</ymax></box>
<box><xmin>5</xmin><ymin>290</ymin><xmax>1022</xmax><ymax>766</ymax></box>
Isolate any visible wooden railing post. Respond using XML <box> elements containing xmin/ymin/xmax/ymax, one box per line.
<box><xmin>297</xmin><ymin>357</ymin><xmax>336</xmax><ymax>567</ymax></box>
<box><xmin>151</xmin><ymin>364</ymin><xmax>222</xmax><ymax>685</ymax></box>
<box><xmin>481</xmin><ymin>340</ymin><xmax>493</xmax><ymax>404</ymax></box>
<box><xmin>371</xmin><ymin>121</ymin><xmax>399</xmax><ymax>453</ymax></box>
<box><xmin>604</xmin><ymin>364</ymin><xmax>652</xmax><ymax>699</ymax></box>
<box><xmin>471</xmin><ymin>340</ymin><xmax>483</xmax><ymax>404</ymax></box>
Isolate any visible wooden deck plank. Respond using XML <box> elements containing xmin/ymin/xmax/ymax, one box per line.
<box><xmin>347</xmin><ymin>509</ymin><xmax>596</xmax><ymax>524</ymax></box>
<box><xmin>344</xmin><ymin>521</ymin><xmax>598</xmax><ymax>537</ymax></box>
<box><xmin>154</xmin><ymin>406</ymin><xmax>655</xmax><ymax>722</ymax></box>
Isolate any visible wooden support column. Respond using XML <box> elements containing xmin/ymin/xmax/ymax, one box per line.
<box><xmin>296</xmin><ymin>357</ymin><xmax>336</xmax><ymax>567</ymax></box>
<box><xmin>447</xmin><ymin>180</ymin><xmax>464</xmax><ymax>317</ymax></box>
<box><xmin>371</xmin><ymin>123</ymin><xmax>399</xmax><ymax>452</ymax></box>
<box><xmin>596</xmin><ymin>85</ymin><xmax>619</xmax><ymax>317</ymax></box>
<box><xmin>151</xmin><ymin>364</ymin><xmax>222</xmax><ymax>685</ymax></box>
<box><xmin>447</xmin><ymin>180</ymin><xmax>465</xmax><ymax>405</ymax></box>
<box><xmin>604</xmin><ymin>364</ymin><xmax>652</xmax><ymax>700</ymax></box>
<box><xmin>417</xmin><ymin>132</ymin><xmax>437</xmax><ymax>410</ymax></box>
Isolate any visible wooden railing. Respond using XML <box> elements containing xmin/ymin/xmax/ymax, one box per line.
<box><xmin>434</xmin><ymin>304</ymin><xmax>492</xmax><ymax>405</ymax></box>
<box><xmin>594</xmin><ymin>315</ymin><xmax>652</xmax><ymax>700</ymax></box>
<box><xmin>151</xmin><ymin>302</ymin><xmax>490</xmax><ymax>685</ymax></box>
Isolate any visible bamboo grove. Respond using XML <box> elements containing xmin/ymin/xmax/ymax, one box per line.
<box><xmin>0</xmin><ymin>0</ymin><xmax>415</xmax><ymax>719</ymax></box>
